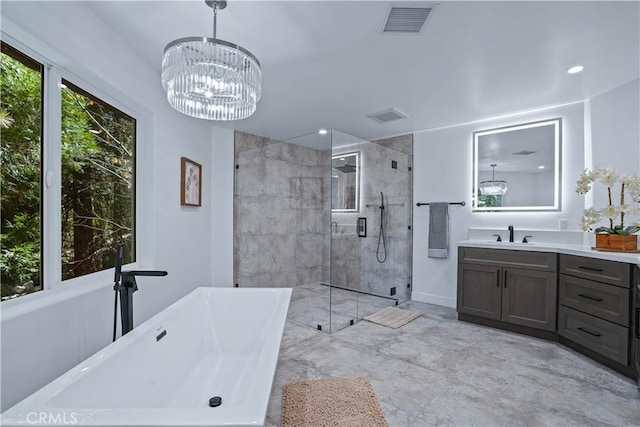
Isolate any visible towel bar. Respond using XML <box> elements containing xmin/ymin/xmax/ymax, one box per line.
<box><xmin>416</xmin><ymin>201</ymin><xmax>465</xmax><ymax>207</ymax></box>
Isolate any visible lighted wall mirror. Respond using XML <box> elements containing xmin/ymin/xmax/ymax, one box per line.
<box><xmin>332</xmin><ymin>152</ymin><xmax>359</xmax><ymax>212</ymax></box>
<box><xmin>472</xmin><ymin>118</ymin><xmax>561</xmax><ymax>212</ymax></box>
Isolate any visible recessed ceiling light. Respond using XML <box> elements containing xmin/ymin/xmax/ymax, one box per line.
<box><xmin>566</xmin><ymin>65</ymin><xmax>584</xmax><ymax>74</ymax></box>
<box><xmin>339</xmin><ymin>157</ymin><xmax>346</xmax><ymax>161</ymax></box>
<box><xmin>318</xmin><ymin>129</ymin><xmax>328</xmax><ymax>135</ymax></box>
<box><xmin>538</xmin><ymin>165</ymin><xmax>545</xmax><ymax>169</ymax></box>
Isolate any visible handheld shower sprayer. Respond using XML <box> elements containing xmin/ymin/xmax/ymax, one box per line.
<box><xmin>376</xmin><ymin>192</ymin><xmax>387</xmax><ymax>263</ymax></box>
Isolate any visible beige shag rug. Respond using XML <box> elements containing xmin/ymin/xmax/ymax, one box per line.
<box><xmin>364</xmin><ymin>307</ymin><xmax>420</xmax><ymax>329</ymax></box>
<box><xmin>281</xmin><ymin>377</ymin><xmax>388</xmax><ymax>427</ymax></box>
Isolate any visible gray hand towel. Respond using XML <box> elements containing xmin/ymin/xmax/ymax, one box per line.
<box><xmin>428</xmin><ymin>202</ymin><xmax>449</xmax><ymax>258</ymax></box>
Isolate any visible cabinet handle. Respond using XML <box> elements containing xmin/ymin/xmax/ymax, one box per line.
<box><xmin>503</xmin><ymin>270</ymin><xmax>507</xmax><ymax>288</ymax></box>
<box><xmin>577</xmin><ymin>326</ymin><xmax>601</xmax><ymax>337</ymax></box>
<box><xmin>496</xmin><ymin>273</ymin><xmax>500</xmax><ymax>287</ymax></box>
<box><xmin>577</xmin><ymin>293</ymin><xmax>603</xmax><ymax>302</ymax></box>
<box><xmin>635</xmin><ymin>308</ymin><xmax>640</xmax><ymax>339</ymax></box>
<box><xmin>578</xmin><ymin>265</ymin><xmax>603</xmax><ymax>272</ymax></box>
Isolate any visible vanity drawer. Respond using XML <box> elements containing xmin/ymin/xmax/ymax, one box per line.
<box><xmin>559</xmin><ymin>275</ymin><xmax>630</xmax><ymax>326</ymax></box>
<box><xmin>559</xmin><ymin>254</ymin><xmax>631</xmax><ymax>288</ymax></box>
<box><xmin>558</xmin><ymin>306</ymin><xmax>629</xmax><ymax>365</ymax></box>
<box><xmin>458</xmin><ymin>247</ymin><xmax>557</xmax><ymax>272</ymax></box>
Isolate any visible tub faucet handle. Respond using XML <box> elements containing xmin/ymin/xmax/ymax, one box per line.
<box><xmin>492</xmin><ymin>234</ymin><xmax>502</xmax><ymax>242</ymax></box>
<box><xmin>522</xmin><ymin>235</ymin><xmax>532</xmax><ymax>243</ymax></box>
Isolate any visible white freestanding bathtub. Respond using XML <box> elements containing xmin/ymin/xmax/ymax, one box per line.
<box><xmin>1</xmin><ymin>287</ymin><xmax>292</xmax><ymax>426</ymax></box>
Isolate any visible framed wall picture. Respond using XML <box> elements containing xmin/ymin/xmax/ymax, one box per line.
<box><xmin>181</xmin><ymin>157</ymin><xmax>202</xmax><ymax>206</ymax></box>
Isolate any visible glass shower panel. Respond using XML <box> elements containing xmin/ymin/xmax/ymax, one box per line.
<box><xmin>234</xmin><ymin>128</ymin><xmax>412</xmax><ymax>333</ymax></box>
<box><xmin>353</xmin><ymin>139</ymin><xmax>408</xmax><ymax>319</ymax></box>
<box><xmin>384</xmin><ymin>142</ymin><xmax>412</xmax><ymax>305</ymax></box>
<box><xmin>234</xmin><ymin>130</ymin><xmax>332</xmax><ymax>332</ymax></box>
<box><xmin>329</xmin><ymin>131</ymin><xmax>414</xmax><ymax>330</ymax></box>
<box><xmin>329</xmin><ymin>129</ymin><xmax>362</xmax><ymax>332</ymax></box>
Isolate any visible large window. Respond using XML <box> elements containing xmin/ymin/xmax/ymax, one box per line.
<box><xmin>60</xmin><ymin>80</ymin><xmax>135</xmax><ymax>280</ymax></box>
<box><xmin>1</xmin><ymin>42</ymin><xmax>136</xmax><ymax>301</ymax></box>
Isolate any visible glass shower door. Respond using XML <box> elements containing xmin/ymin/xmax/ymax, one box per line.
<box><xmin>329</xmin><ymin>129</ymin><xmax>362</xmax><ymax>332</ymax></box>
<box><xmin>329</xmin><ymin>130</ymin><xmax>414</xmax><ymax>330</ymax></box>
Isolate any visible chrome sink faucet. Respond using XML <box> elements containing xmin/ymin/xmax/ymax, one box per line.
<box><xmin>508</xmin><ymin>225</ymin><xmax>514</xmax><ymax>242</ymax></box>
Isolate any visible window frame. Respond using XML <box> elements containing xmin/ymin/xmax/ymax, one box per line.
<box><xmin>1</xmin><ymin>31</ymin><xmax>155</xmax><ymax>304</ymax></box>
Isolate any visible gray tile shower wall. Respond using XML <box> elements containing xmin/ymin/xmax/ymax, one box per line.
<box><xmin>234</xmin><ymin>131</ymin><xmax>330</xmax><ymax>287</ymax></box>
<box><xmin>331</xmin><ymin>135</ymin><xmax>413</xmax><ymax>302</ymax></box>
<box><xmin>234</xmin><ymin>131</ymin><xmax>413</xmax><ymax>305</ymax></box>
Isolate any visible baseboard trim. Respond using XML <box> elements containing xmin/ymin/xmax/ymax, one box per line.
<box><xmin>559</xmin><ymin>336</ymin><xmax>637</xmax><ymax>380</ymax></box>
<box><xmin>458</xmin><ymin>313</ymin><xmax>558</xmax><ymax>341</ymax></box>
<box><xmin>411</xmin><ymin>292</ymin><xmax>456</xmax><ymax>308</ymax></box>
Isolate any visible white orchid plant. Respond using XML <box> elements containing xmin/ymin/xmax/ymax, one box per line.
<box><xmin>576</xmin><ymin>168</ymin><xmax>640</xmax><ymax>235</ymax></box>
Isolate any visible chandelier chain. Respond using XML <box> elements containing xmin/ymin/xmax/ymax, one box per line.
<box><xmin>212</xmin><ymin>2</ymin><xmax>218</xmax><ymax>39</ymax></box>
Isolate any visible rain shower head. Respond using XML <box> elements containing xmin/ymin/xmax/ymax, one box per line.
<box><xmin>333</xmin><ymin>164</ymin><xmax>357</xmax><ymax>173</ymax></box>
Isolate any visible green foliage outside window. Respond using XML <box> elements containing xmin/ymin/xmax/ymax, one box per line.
<box><xmin>60</xmin><ymin>81</ymin><xmax>135</xmax><ymax>281</ymax></box>
<box><xmin>1</xmin><ymin>48</ymin><xmax>42</xmax><ymax>300</ymax></box>
<box><xmin>477</xmin><ymin>193</ymin><xmax>502</xmax><ymax>208</ymax></box>
<box><xmin>1</xmin><ymin>44</ymin><xmax>135</xmax><ymax>301</ymax></box>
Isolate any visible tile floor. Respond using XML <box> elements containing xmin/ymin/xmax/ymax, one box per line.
<box><xmin>267</xmin><ymin>300</ymin><xmax>640</xmax><ymax>426</ymax></box>
<box><xmin>287</xmin><ymin>282</ymin><xmax>398</xmax><ymax>332</ymax></box>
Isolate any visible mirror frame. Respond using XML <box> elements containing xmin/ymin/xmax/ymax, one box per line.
<box><xmin>331</xmin><ymin>151</ymin><xmax>360</xmax><ymax>213</ymax></box>
<box><xmin>472</xmin><ymin>118</ymin><xmax>562</xmax><ymax>212</ymax></box>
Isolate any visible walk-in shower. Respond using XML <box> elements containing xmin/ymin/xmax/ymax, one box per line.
<box><xmin>233</xmin><ymin>129</ymin><xmax>413</xmax><ymax>332</ymax></box>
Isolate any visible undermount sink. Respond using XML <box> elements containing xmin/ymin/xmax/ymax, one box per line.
<box><xmin>496</xmin><ymin>241</ymin><xmax>535</xmax><ymax>245</ymax></box>
<box><xmin>485</xmin><ymin>241</ymin><xmax>540</xmax><ymax>247</ymax></box>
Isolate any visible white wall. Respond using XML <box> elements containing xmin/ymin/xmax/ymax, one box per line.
<box><xmin>591</xmin><ymin>79</ymin><xmax>640</xmax><ymax>174</ymax></box>
<box><xmin>412</xmin><ymin>78</ymin><xmax>640</xmax><ymax>308</ymax></box>
<box><xmin>412</xmin><ymin>102</ymin><xmax>585</xmax><ymax>308</ymax></box>
<box><xmin>0</xmin><ymin>2</ymin><xmax>224</xmax><ymax>411</ymax></box>
<box><xmin>210</xmin><ymin>127</ymin><xmax>235</xmax><ymax>286</ymax></box>
<box><xmin>589</xmin><ymin>78</ymin><xmax>640</xmax><ymax>210</ymax></box>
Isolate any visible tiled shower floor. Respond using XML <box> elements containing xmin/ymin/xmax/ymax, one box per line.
<box><xmin>287</xmin><ymin>282</ymin><xmax>397</xmax><ymax>332</ymax></box>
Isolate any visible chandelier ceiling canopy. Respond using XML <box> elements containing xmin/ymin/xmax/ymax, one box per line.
<box><xmin>161</xmin><ymin>0</ymin><xmax>262</xmax><ymax>121</ymax></box>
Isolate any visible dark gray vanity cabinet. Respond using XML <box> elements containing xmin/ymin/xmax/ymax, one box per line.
<box><xmin>558</xmin><ymin>254</ymin><xmax>633</xmax><ymax>366</ymax></box>
<box><xmin>457</xmin><ymin>247</ymin><xmax>558</xmax><ymax>332</ymax></box>
<box><xmin>457</xmin><ymin>263</ymin><xmax>502</xmax><ymax>320</ymax></box>
<box><xmin>458</xmin><ymin>247</ymin><xmax>638</xmax><ymax>379</ymax></box>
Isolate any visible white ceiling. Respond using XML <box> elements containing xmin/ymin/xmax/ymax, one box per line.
<box><xmin>88</xmin><ymin>0</ymin><xmax>639</xmax><ymax>143</ymax></box>
<box><xmin>476</xmin><ymin>122</ymin><xmax>556</xmax><ymax>173</ymax></box>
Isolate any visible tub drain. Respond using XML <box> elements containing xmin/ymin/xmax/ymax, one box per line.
<box><xmin>209</xmin><ymin>396</ymin><xmax>222</xmax><ymax>407</ymax></box>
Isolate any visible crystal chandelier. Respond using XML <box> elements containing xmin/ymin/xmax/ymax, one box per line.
<box><xmin>479</xmin><ymin>164</ymin><xmax>508</xmax><ymax>196</ymax></box>
<box><xmin>161</xmin><ymin>0</ymin><xmax>262</xmax><ymax>121</ymax></box>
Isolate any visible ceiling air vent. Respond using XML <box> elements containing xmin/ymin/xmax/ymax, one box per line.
<box><xmin>383</xmin><ymin>4</ymin><xmax>438</xmax><ymax>34</ymax></box>
<box><xmin>367</xmin><ymin>108</ymin><xmax>409</xmax><ymax>124</ymax></box>
<box><xmin>512</xmin><ymin>150</ymin><xmax>537</xmax><ymax>156</ymax></box>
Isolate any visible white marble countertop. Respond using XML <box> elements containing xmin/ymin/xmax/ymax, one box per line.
<box><xmin>457</xmin><ymin>239</ymin><xmax>640</xmax><ymax>266</ymax></box>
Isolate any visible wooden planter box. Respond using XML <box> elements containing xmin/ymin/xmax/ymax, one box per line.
<box><xmin>595</xmin><ymin>233</ymin><xmax>638</xmax><ymax>251</ymax></box>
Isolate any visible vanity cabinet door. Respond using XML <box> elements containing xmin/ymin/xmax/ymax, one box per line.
<box><xmin>501</xmin><ymin>268</ymin><xmax>557</xmax><ymax>331</ymax></box>
<box><xmin>457</xmin><ymin>263</ymin><xmax>502</xmax><ymax>320</ymax></box>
